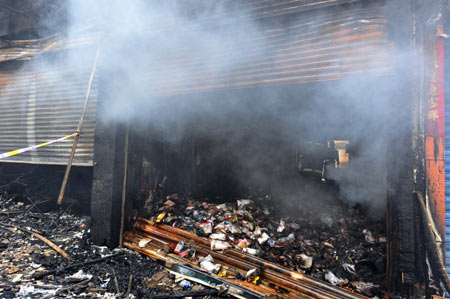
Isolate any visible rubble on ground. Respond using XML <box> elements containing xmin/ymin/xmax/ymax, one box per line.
<box><xmin>0</xmin><ymin>167</ymin><xmax>387</xmax><ymax>298</ymax></box>
<box><xmin>0</xmin><ymin>194</ymin><xmax>219</xmax><ymax>298</ymax></box>
<box><xmin>145</xmin><ymin>190</ymin><xmax>386</xmax><ymax>297</ymax></box>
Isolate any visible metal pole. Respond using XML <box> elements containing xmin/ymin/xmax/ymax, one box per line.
<box><xmin>119</xmin><ymin>125</ymin><xmax>130</xmax><ymax>246</ymax></box>
<box><xmin>57</xmin><ymin>47</ymin><xmax>100</xmax><ymax>205</ymax></box>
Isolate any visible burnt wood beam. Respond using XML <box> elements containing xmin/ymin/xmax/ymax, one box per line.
<box><xmin>91</xmin><ymin>115</ymin><xmax>127</xmax><ymax>247</ymax></box>
<box><xmin>90</xmin><ymin>68</ymin><xmax>128</xmax><ymax>247</ymax></box>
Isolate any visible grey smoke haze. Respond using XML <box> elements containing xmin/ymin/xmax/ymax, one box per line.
<box><xmin>53</xmin><ymin>0</ymin><xmax>413</xmax><ymax>215</ymax></box>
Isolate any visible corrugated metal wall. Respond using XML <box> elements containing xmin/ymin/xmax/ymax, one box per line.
<box><xmin>0</xmin><ymin>57</ymin><xmax>98</xmax><ymax>166</ymax></box>
<box><xmin>144</xmin><ymin>3</ymin><xmax>394</xmax><ymax>97</ymax></box>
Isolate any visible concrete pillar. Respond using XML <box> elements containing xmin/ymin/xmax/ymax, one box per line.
<box><xmin>90</xmin><ymin>111</ymin><xmax>127</xmax><ymax>247</ymax></box>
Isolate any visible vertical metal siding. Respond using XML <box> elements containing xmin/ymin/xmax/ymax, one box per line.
<box><xmin>0</xmin><ymin>56</ymin><xmax>98</xmax><ymax>166</ymax></box>
<box><xmin>443</xmin><ymin>33</ymin><xmax>450</xmax><ymax>279</ymax></box>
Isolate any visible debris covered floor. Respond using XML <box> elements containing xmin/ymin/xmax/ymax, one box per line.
<box><xmin>0</xmin><ymin>171</ymin><xmax>387</xmax><ymax>298</ymax></box>
<box><xmin>0</xmin><ymin>194</ymin><xmax>221</xmax><ymax>298</ymax></box>
<box><xmin>125</xmin><ymin>179</ymin><xmax>387</xmax><ymax>298</ymax></box>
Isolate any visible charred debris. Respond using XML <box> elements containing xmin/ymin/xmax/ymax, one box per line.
<box><xmin>0</xmin><ymin>111</ymin><xmax>393</xmax><ymax>299</ymax></box>
<box><xmin>0</xmin><ymin>163</ymin><xmax>389</xmax><ymax>298</ymax></box>
<box><xmin>129</xmin><ymin>183</ymin><xmax>387</xmax><ymax>297</ymax></box>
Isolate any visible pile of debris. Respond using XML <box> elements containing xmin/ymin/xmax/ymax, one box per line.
<box><xmin>0</xmin><ymin>194</ymin><xmax>221</xmax><ymax>298</ymax></box>
<box><xmin>137</xmin><ymin>191</ymin><xmax>386</xmax><ymax>297</ymax></box>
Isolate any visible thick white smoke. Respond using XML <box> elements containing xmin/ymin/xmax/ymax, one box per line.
<box><xmin>58</xmin><ymin>1</ymin><xmax>413</xmax><ymax>216</ymax></box>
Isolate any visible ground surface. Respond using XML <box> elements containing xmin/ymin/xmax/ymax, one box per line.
<box><xmin>0</xmin><ymin>168</ymin><xmax>387</xmax><ymax>298</ymax></box>
<box><xmin>0</xmin><ymin>194</ymin><xmax>220</xmax><ymax>298</ymax></box>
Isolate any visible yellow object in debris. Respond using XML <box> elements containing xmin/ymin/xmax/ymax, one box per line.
<box><xmin>156</xmin><ymin>213</ymin><xmax>166</xmax><ymax>223</ymax></box>
<box><xmin>218</xmin><ymin>269</ymin><xmax>227</xmax><ymax>277</ymax></box>
<box><xmin>252</xmin><ymin>276</ymin><xmax>261</xmax><ymax>285</ymax></box>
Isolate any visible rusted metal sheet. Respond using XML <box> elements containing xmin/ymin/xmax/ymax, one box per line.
<box><xmin>0</xmin><ymin>58</ymin><xmax>98</xmax><ymax>166</ymax></box>
<box><xmin>426</xmin><ymin>26</ymin><xmax>446</xmax><ymax>240</ymax></box>
<box><xmin>142</xmin><ymin>4</ymin><xmax>394</xmax><ymax>97</ymax></box>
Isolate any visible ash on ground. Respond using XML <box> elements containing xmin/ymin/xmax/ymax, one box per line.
<box><xmin>0</xmin><ymin>194</ymin><xmax>216</xmax><ymax>298</ymax></box>
<box><xmin>0</xmin><ymin>164</ymin><xmax>386</xmax><ymax>298</ymax></box>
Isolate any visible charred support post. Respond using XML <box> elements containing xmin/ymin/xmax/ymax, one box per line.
<box><xmin>91</xmin><ymin>120</ymin><xmax>127</xmax><ymax>247</ymax></box>
<box><xmin>90</xmin><ymin>84</ymin><xmax>129</xmax><ymax>246</ymax></box>
<box><xmin>385</xmin><ymin>0</ymin><xmax>425</xmax><ymax>294</ymax></box>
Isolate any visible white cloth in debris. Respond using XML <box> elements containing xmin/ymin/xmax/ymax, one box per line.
<box><xmin>199</xmin><ymin>255</ymin><xmax>221</xmax><ymax>274</ymax></box>
<box><xmin>65</xmin><ymin>269</ymin><xmax>93</xmax><ymax>282</ymax></box>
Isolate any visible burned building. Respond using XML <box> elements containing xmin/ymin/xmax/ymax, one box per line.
<box><xmin>0</xmin><ymin>0</ymin><xmax>448</xmax><ymax>297</ymax></box>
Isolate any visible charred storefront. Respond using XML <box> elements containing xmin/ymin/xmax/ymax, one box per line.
<box><xmin>0</xmin><ymin>0</ymin><xmax>449</xmax><ymax>298</ymax></box>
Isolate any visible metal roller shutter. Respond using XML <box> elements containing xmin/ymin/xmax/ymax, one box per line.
<box><xmin>0</xmin><ymin>54</ymin><xmax>98</xmax><ymax>166</ymax></box>
<box><xmin>143</xmin><ymin>3</ymin><xmax>394</xmax><ymax>97</ymax></box>
<box><xmin>0</xmin><ymin>1</ymin><xmax>392</xmax><ymax>166</ymax></box>
<box><xmin>186</xmin><ymin>0</ymin><xmax>363</xmax><ymax>21</ymax></box>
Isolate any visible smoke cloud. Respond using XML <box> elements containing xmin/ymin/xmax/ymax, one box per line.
<box><xmin>36</xmin><ymin>0</ymin><xmax>412</xmax><ymax>216</ymax></box>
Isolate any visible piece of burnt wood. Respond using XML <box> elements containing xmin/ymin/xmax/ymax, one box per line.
<box><xmin>41</xmin><ymin>278</ymin><xmax>90</xmax><ymax>299</ymax></box>
<box><xmin>125</xmin><ymin>274</ymin><xmax>133</xmax><ymax>298</ymax></box>
<box><xmin>150</xmin><ymin>289</ymin><xmax>222</xmax><ymax>298</ymax></box>
<box><xmin>58</xmin><ymin>47</ymin><xmax>100</xmax><ymax>205</ymax></box>
<box><xmin>32</xmin><ymin>253</ymin><xmax>121</xmax><ymax>279</ymax></box>
<box><xmin>384</xmin><ymin>0</ymin><xmax>425</xmax><ymax>295</ymax></box>
<box><xmin>0</xmin><ymin>222</ymin><xmax>69</xmax><ymax>259</ymax></box>
<box><xmin>86</xmin><ymin>288</ymin><xmax>107</xmax><ymax>292</ymax></box>
<box><xmin>119</xmin><ymin>125</ymin><xmax>130</xmax><ymax>247</ymax></box>
<box><xmin>112</xmin><ymin>268</ymin><xmax>120</xmax><ymax>294</ymax></box>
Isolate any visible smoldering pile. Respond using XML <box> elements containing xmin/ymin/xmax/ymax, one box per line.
<box><xmin>0</xmin><ymin>194</ymin><xmax>173</xmax><ymax>298</ymax></box>
<box><xmin>146</xmin><ymin>192</ymin><xmax>386</xmax><ymax>297</ymax></box>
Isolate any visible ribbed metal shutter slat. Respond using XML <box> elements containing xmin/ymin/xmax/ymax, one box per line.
<box><xmin>142</xmin><ymin>4</ymin><xmax>394</xmax><ymax>97</ymax></box>
<box><xmin>0</xmin><ymin>52</ymin><xmax>98</xmax><ymax>166</ymax></box>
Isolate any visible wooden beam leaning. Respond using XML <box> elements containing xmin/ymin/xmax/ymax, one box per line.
<box><xmin>57</xmin><ymin>47</ymin><xmax>101</xmax><ymax>205</ymax></box>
